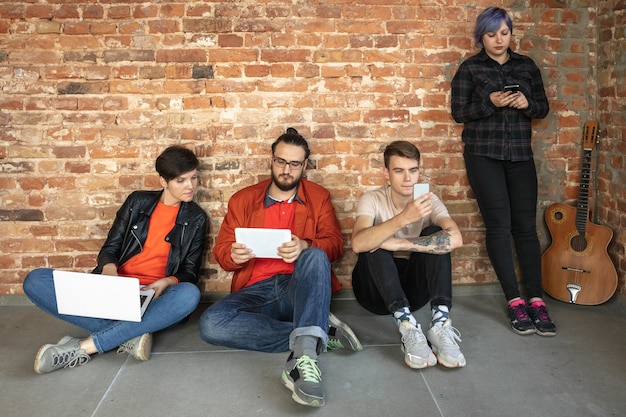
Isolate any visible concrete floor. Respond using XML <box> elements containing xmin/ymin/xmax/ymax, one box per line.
<box><xmin>1</xmin><ymin>285</ymin><xmax>625</xmax><ymax>417</ymax></box>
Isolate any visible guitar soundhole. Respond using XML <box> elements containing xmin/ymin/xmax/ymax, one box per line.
<box><xmin>570</xmin><ymin>234</ymin><xmax>588</xmax><ymax>252</ymax></box>
<box><xmin>554</xmin><ymin>211</ymin><xmax>563</xmax><ymax>221</ymax></box>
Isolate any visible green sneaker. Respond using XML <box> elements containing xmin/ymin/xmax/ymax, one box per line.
<box><xmin>326</xmin><ymin>312</ymin><xmax>363</xmax><ymax>351</ymax></box>
<box><xmin>281</xmin><ymin>352</ymin><xmax>325</xmax><ymax>407</ymax></box>
<box><xmin>34</xmin><ymin>336</ymin><xmax>90</xmax><ymax>374</ymax></box>
<box><xmin>117</xmin><ymin>333</ymin><xmax>152</xmax><ymax>361</ymax></box>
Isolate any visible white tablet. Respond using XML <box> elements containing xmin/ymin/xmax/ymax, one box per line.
<box><xmin>235</xmin><ymin>228</ymin><xmax>292</xmax><ymax>259</ymax></box>
<box><xmin>413</xmin><ymin>183</ymin><xmax>429</xmax><ymax>199</ymax></box>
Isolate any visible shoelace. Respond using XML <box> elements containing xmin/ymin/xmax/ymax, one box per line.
<box><xmin>436</xmin><ymin>323</ymin><xmax>462</xmax><ymax>348</ymax></box>
<box><xmin>295</xmin><ymin>356</ymin><xmax>322</xmax><ymax>383</ymax></box>
<box><xmin>533</xmin><ymin>305</ymin><xmax>551</xmax><ymax>322</ymax></box>
<box><xmin>326</xmin><ymin>338</ymin><xmax>344</xmax><ymax>350</ymax></box>
<box><xmin>53</xmin><ymin>350</ymin><xmax>90</xmax><ymax>369</ymax></box>
<box><xmin>117</xmin><ymin>340</ymin><xmax>135</xmax><ymax>354</ymax></box>
<box><xmin>403</xmin><ymin>324</ymin><xmax>427</xmax><ymax>347</ymax></box>
<box><xmin>512</xmin><ymin>304</ymin><xmax>531</xmax><ymax>322</ymax></box>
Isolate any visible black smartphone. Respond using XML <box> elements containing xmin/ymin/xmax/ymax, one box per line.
<box><xmin>503</xmin><ymin>84</ymin><xmax>520</xmax><ymax>93</ymax></box>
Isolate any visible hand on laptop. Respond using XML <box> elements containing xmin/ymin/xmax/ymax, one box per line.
<box><xmin>143</xmin><ymin>277</ymin><xmax>177</xmax><ymax>299</ymax></box>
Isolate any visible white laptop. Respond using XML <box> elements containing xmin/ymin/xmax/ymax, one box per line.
<box><xmin>52</xmin><ymin>270</ymin><xmax>155</xmax><ymax>322</ymax></box>
<box><xmin>235</xmin><ymin>227</ymin><xmax>292</xmax><ymax>259</ymax></box>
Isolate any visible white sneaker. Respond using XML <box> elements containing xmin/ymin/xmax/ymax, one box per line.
<box><xmin>399</xmin><ymin>321</ymin><xmax>436</xmax><ymax>369</ymax></box>
<box><xmin>427</xmin><ymin>319</ymin><xmax>466</xmax><ymax>368</ymax></box>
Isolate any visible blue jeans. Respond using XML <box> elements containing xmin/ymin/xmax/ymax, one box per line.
<box><xmin>351</xmin><ymin>226</ymin><xmax>453</xmax><ymax>315</ymax></box>
<box><xmin>198</xmin><ymin>248</ymin><xmax>331</xmax><ymax>354</ymax></box>
<box><xmin>23</xmin><ymin>268</ymin><xmax>201</xmax><ymax>353</ymax></box>
<box><xmin>464</xmin><ymin>154</ymin><xmax>543</xmax><ymax>301</ymax></box>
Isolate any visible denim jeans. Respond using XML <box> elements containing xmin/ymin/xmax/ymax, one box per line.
<box><xmin>23</xmin><ymin>268</ymin><xmax>201</xmax><ymax>353</ymax></box>
<box><xmin>351</xmin><ymin>226</ymin><xmax>453</xmax><ymax>315</ymax></box>
<box><xmin>198</xmin><ymin>248</ymin><xmax>331</xmax><ymax>354</ymax></box>
<box><xmin>464</xmin><ymin>154</ymin><xmax>543</xmax><ymax>301</ymax></box>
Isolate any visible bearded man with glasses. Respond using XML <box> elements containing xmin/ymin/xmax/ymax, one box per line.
<box><xmin>199</xmin><ymin>128</ymin><xmax>361</xmax><ymax>408</ymax></box>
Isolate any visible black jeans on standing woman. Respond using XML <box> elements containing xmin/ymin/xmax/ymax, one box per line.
<box><xmin>463</xmin><ymin>153</ymin><xmax>543</xmax><ymax>301</ymax></box>
<box><xmin>351</xmin><ymin>226</ymin><xmax>453</xmax><ymax>315</ymax></box>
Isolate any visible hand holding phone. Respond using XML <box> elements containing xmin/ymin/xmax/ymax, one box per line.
<box><xmin>503</xmin><ymin>84</ymin><xmax>519</xmax><ymax>93</ymax></box>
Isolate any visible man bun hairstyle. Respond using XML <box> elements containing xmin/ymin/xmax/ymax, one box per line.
<box><xmin>271</xmin><ymin>127</ymin><xmax>311</xmax><ymax>160</ymax></box>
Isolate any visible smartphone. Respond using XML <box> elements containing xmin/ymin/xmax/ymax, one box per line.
<box><xmin>503</xmin><ymin>84</ymin><xmax>519</xmax><ymax>93</ymax></box>
<box><xmin>413</xmin><ymin>183</ymin><xmax>429</xmax><ymax>199</ymax></box>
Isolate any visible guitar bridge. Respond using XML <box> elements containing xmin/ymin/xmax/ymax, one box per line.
<box><xmin>566</xmin><ymin>283</ymin><xmax>582</xmax><ymax>304</ymax></box>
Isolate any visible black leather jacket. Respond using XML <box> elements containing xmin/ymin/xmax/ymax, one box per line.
<box><xmin>93</xmin><ymin>190</ymin><xmax>208</xmax><ymax>284</ymax></box>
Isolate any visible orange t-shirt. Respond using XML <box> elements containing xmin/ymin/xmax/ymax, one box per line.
<box><xmin>119</xmin><ymin>201</ymin><xmax>179</xmax><ymax>285</ymax></box>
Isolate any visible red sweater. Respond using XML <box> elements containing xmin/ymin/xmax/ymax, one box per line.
<box><xmin>214</xmin><ymin>178</ymin><xmax>344</xmax><ymax>293</ymax></box>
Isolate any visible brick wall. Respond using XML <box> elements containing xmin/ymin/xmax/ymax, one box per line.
<box><xmin>0</xmin><ymin>0</ymin><xmax>623</xmax><ymax>298</ymax></box>
<box><xmin>597</xmin><ymin>2</ymin><xmax>626</xmax><ymax>294</ymax></box>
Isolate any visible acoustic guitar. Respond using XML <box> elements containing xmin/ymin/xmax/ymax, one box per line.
<box><xmin>542</xmin><ymin>120</ymin><xmax>618</xmax><ymax>305</ymax></box>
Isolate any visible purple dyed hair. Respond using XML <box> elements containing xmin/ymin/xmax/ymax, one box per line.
<box><xmin>474</xmin><ymin>7</ymin><xmax>513</xmax><ymax>49</ymax></box>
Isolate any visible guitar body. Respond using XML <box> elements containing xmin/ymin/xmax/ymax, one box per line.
<box><xmin>542</xmin><ymin>202</ymin><xmax>618</xmax><ymax>305</ymax></box>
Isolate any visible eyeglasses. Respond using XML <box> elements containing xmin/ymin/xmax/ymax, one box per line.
<box><xmin>272</xmin><ymin>156</ymin><xmax>306</xmax><ymax>169</ymax></box>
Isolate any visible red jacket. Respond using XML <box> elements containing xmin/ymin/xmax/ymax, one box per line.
<box><xmin>214</xmin><ymin>178</ymin><xmax>344</xmax><ymax>293</ymax></box>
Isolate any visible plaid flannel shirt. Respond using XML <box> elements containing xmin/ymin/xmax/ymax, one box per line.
<box><xmin>451</xmin><ymin>48</ymin><xmax>549</xmax><ymax>161</ymax></box>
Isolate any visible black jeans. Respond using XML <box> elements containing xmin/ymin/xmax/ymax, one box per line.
<box><xmin>351</xmin><ymin>226</ymin><xmax>453</xmax><ymax>315</ymax></box>
<box><xmin>463</xmin><ymin>154</ymin><xmax>543</xmax><ymax>301</ymax></box>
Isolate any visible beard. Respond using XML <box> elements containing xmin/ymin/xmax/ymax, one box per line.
<box><xmin>271</xmin><ymin>171</ymin><xmax>301</xmax><ymax>192</ymax></box>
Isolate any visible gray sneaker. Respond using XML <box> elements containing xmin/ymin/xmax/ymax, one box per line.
<box><xmin>427</xmin><ymin>319</ymin><xmax>466</xmax><ymax>368</ymax></box>
<box><xmin>34</xmin><ymin>336</ymin><xmax>90</xmax><ymax>374</ymax></box>
<box><xmin>117</xmin><ymin>333</ymin><xmax>152</xmax><ymax>361</ymax></box>
<box><xmin>399</xmin><ymin>321</ymin><xmax>436</xmax><ymax>369</ymax></box>
<box><xmin>281</xmin><ymin>352</ymin><xmax>325</xmax><ymax>407</ymax></box>
<box><xmin>326</xmin><ymin>312</ymin><xmax>363</xmax><ymax>351</ymax></box>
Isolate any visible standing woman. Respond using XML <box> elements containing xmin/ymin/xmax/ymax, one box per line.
<box><xmin>451</xmin><ymin>7</ymin><xmax>556</xmax><ymax>336</ymax></box>
<box><xmin>23</xmin><ymin>145</ymin><xmax>208</xmax><ymax>373</ymax></box>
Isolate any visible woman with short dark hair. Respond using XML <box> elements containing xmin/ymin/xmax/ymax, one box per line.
<box><xmin>23</xmin><ymin>145</ymin><xmax>209</xmax><ymax>373</ymax></box>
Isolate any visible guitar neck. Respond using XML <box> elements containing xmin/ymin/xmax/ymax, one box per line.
<box><xmin>575</xmin><ymin>148</ymin><xmax>592</xmax><ymax>235</ymax></box>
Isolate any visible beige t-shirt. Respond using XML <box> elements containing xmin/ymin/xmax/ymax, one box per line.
<box><xmin>355</xmin><ymin>184</ymin><xmax>451</xmax><ymax>257</ymax></box>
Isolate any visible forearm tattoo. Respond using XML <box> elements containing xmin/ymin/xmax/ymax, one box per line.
<box><xmin>411</xmin><ymin>228</ymin><xmax>453</xmax><ymax>254</ymax></box>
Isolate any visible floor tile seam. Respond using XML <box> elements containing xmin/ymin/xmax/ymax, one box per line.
<box><xmin>420</xmin><ymin>371</ymin><xmax>446</xmax><ymax>417</ymax></box>
<box><xmin>149</xmin><ymin>343</ymin><xmax>403</xmax><ymax>355</ymax></box>
<box><xmin>90</xmin><ymin>355</ymin><xmax>132</xmax><ymax>417</ymax></box>
<box><xmin>150</xmin><ymin>349</ymin><xmax>251</xmax><ymax>355</ymax></box>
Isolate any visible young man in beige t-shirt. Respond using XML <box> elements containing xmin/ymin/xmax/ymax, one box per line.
<box><xmin>351</xmin><ymin>140</ymin><xmax>466</xmax><ymax>369</ymax></box>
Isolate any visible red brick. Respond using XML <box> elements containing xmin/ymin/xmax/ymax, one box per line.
<box><xmin>26</xmin><ymin>5</ymin><xmax>54</xmax><ymax>19</ymax></box>
<box><xmin>90</xmin><ymin>22</ymin><xmax>117</xmax><ymax>35</ymax></box>
<box><xmin>184</xmin><ymin>96</ymin><xmax>212</xmax><ymax>109</ymax></box>
<box><xmin>270</xmin><ymin>64</ymin><xmax>294</xmax><ymax>78</ymax></box>
<box><xmin>107</xmin><ymin>6</ymin><xmax>131</xmax><ymax>19</ymax></box>
<box><xmin>210</xmin><ymin>49</ymin><xmax>258</xmax><ymax>62</ymax></box>
<box><xmin>149</xmin><ymin>20</ymin><xmax>180</xmax><ymax>34</ymax></box>
<box><xmin>187</xmin><ymin>5</ymin><xmax>213</xmax><ymax>17</ymax></box>
<box><xmin>156</xmin><ymin>49</ymin><xmax>207</xmax><ymax>63</ymax></box>
<box><xmin>219</xmin><ymin>34</ymin><xmax>244</xmax><ymax>47</ymax></box>
<box><xmin>245</xmin><ymin>65</ymin><xmax>270</xmax><ymax>77</ymax></box>
<box><xmin>0</xmin><ymin>4</ymin><xmax>25</xmax><ymax>19</ymax></box>
<box><xmin>84</xmin><ymin>5</ymin><xmax>104</xmax><ymax>19</ymax></box>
